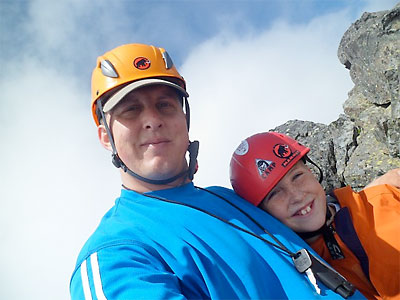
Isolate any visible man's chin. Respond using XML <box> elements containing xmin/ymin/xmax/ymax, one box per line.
<box><xmin>141</xmin><ymin>166</ymin><xmax>186</xmax><ymax>181</ymax></box>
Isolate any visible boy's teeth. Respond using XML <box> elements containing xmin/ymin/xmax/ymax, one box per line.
<box><xmin>299</xmin><ymin>205</ymin><xmax>311</xmax><ymax>215</ymax></box>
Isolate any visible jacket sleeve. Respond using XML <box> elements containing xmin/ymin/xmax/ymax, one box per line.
<box><xmin>70</xmin><ymin>242</ymin><xmax>187</xmax><ymax>300</ymax></box>
<box><xmin>334</xmin><ymin>184</ymin><xmax>400</xmax><ymax>299</ymax></box>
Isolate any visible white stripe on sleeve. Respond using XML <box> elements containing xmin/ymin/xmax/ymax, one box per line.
<box><xmin>80</xmin><ymin>259</ymin><xmax>92</xmax><ymax>300</ymax></box>
<box><xmin>90</xmin><ymin>252</ymin><xmax>107</xmax><ymax>300</ymax></box>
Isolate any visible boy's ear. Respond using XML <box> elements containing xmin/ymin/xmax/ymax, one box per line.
<box><xmin>98</xmin><ymin>125</ymin><xmax>113</xmax><ymax>151</ymax></box>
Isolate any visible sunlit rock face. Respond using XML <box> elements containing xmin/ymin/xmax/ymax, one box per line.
<box><xmin>274</xmin><ymin>3</ymin><xmax>400</xmax><ymax>191</ymax></box>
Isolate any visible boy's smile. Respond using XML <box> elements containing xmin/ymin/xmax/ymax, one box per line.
<box><xmin>260</xmin><ymin>161</ymin><xmax>327</xmax><ymax>233</ymax></box>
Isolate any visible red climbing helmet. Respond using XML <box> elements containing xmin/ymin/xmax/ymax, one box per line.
<box><xmin>230</xmin><ymin>132</ymin><xmax>310</xmax><ymax>206</ymax></box>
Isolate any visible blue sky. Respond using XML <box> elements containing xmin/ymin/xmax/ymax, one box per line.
<box><xmin>1</xmin><ymin>0</ymin><xmax>398</xmax><ymax>299</ymax></box>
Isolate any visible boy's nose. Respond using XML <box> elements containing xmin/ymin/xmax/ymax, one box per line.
<box><xmin>287</xmin><ymin>187</ymin><xmax>305</xmax><ymax>204</ymax></box>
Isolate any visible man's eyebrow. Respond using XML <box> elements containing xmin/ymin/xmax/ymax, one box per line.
<box><xmin>118</xmin><ymin>97</ymin><xmax>140</xmax><ymax>107</ymax></box>
<box><xmin>160</xmin><ymin>90</ymin><xmax>180</xmax><ymax>98</ymax></box>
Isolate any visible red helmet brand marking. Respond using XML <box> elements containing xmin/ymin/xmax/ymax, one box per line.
<box><xmin>133</xmin><ymin>57</ymin><xmax>151</xmax><ymax>70</ymax></box>
<box><xmin>256</xmin><ymin>159</ymin><xmax>276</xmax><ymax>179</ymax></box>
<box><xmin>273</xmin><ymin>144</ymin><xmax>301</xmax><ymax>167</ymax></box>
<box><xmin>273</xmin><ymin>144</ymin><xmax>292</xmax><ymax>158</ymax></box>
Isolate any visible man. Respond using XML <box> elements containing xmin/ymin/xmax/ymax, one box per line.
<box><xmin>70</xmin><ymin>43</ymin><xmax>365</xmax><ymax>299</ymax></box>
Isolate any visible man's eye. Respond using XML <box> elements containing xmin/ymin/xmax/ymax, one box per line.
<box><xmin>158</xmin><ymin>101</ymin><xmax>176</xmax><ymax>111</ymax></box>
<box><xmin>119</xmin><ymin>105</ymin><xmax>141</xmax><ymax>116</ymax></box>
<box><xmin>159</xmin><ymin>102</ymin><xmax>171</xmax><ymax>108</ymax></box>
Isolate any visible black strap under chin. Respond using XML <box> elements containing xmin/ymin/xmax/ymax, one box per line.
<box><xmin>187</xmin><ymin>141</ymin><xmax>199</xmax><ymax>180</ymax></box>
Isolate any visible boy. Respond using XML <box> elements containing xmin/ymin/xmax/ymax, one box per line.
<box><xmin>230</xmin><ymin>131</ymin><xmax>400</xmax><ymax>299</ymax></box>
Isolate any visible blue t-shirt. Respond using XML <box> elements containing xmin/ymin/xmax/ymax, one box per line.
<box><xmin>70</xmin><ymin>183</ymin><xmax>365</xmax><ymax>299</ymax></box>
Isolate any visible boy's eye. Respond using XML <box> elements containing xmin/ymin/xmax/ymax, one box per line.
<box><xmin>293</xmin><ymin>172</ymin><xmax>303</xmax><ymax>180</ymax></box>
<box><xmin>267</xmin><ymin>190</ymin><xmax>278</xmax><ymax>201</ymax></box>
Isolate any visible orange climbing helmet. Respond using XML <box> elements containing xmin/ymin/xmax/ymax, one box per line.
<box><xmin>91</xmin><ymin>43</ymin><xmax>188</xmax><ymax>125</ymax></box>
<box><xmin>230</xmin><ymin>132</ymin><xmax>310</xmax><ymax>206</ymax></box>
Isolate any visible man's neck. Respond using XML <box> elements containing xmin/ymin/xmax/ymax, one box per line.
<box><xmin>121</xmin><ymin>172</ymin><xmax>191</xmax><ymax>193</ymax></box>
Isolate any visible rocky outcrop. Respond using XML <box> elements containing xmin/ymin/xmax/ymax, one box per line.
<box><xmin>273</xmin><ymin>3</ymin><xmax>400</xmax><ymax>191</ymax></box>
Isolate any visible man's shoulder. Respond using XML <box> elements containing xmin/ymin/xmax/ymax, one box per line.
<box><xmin>205</xmin><ymin>185</ymin><xmax>236</xmax><ymax>196</ymax></box>
<box><xmin>74</xmin><ymin>193</ymin><xmax>148</xmax><ymax>254</ymax></box>
<box><xmin>205</xmin><ymin>185</ymin><xmax>249</xmax><ymax>204</ymax></box>
<box><xmin>72</xmin><ymin>196</ymin><xmax>155</xmax><ymax>274</ymax></box>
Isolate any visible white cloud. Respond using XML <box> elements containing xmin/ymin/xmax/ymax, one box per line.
<box><xmin>0</xmin><ymin>58</ymin><xmax>121</xmax><ymax>299</ymax></box>
<box><xmin>25</xmin><ymin>0</ymin><xmax>131</xmax><ymax>56</ymax></box>
<box><xmin>1</xmin><ymin>1</ymin><xmax>399</xmax><ymax>299</ymax></box>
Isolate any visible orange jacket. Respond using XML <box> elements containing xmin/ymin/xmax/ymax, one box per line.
<box><xmin>310</xmin><ymin>184</ymin><xmax>400</xmax><ymax>299</ymax></box>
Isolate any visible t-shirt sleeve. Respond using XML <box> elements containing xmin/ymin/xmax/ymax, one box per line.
<box><xmin>70</xmin><ymin>242</ymin><xmax>187</xmax><ymax>300</ymax></box>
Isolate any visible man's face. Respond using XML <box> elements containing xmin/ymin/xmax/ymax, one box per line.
<box><xmin>104</xmin><ymin>84</ymin><xmax>189</xmax><ymax>181</ymax></box>
<box><xmin>260</xmin><ymin>161</ymin><xmax>327</xmax><ymax>232</ymax></box>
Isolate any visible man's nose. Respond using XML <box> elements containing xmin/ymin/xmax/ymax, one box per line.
<box><xmin>143</xmin><ymin>108</ymin><xmax>163</xmax><ymax>129</ymax></box>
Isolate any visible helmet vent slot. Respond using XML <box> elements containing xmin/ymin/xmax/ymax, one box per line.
<box><xmin>162</xmin><ymin>51</ymin><xmax>174</xmax><ymax>69</ymax></box>
<box><xmin>100</xmin><ymin>60</ymin><xmax>119</xmax><ymax>78</ymax></box>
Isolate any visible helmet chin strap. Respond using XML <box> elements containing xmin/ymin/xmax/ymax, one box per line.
<box><xmin>304</xmin><ymin>155</ymin><xmax>323</xmax><ymax>183</ymax></box>
<box><xmin>97</xmin><ymin>99</ymin><xmax>199</xmax><ymax>185</ymax></box>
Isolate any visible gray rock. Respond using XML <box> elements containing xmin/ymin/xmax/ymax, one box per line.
<box><xmin>273</xmin><ymin>3</ymin><xmax>400</xmax><ymax>191</ymax></box>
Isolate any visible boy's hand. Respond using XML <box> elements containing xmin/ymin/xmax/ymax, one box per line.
<box><xmin>365</xmin><ymin>168</ymin><xmax>400</xmax><ymax>189</ymax></box>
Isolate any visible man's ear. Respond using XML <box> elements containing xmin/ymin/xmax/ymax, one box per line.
<box><xmin>98</xmin><ymin>124</ymin><xmax>113</xmax><ymax>151</ymax></box>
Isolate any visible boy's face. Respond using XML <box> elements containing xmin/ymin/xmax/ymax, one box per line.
<box><xmin>260</xmin><ymin>161</ymin><xmax>327</xmax><ymax>233</ymax></box>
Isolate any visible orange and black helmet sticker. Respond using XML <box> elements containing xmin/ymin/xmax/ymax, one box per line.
<box><xmin>133</xmin><ymin>57</ymin><xmax>151</xmax><ymax>70</ymax></box>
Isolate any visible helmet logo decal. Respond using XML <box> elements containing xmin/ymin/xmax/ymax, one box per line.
<box><xmin>133</xmin><ymin>57</ymin><xmax>151</xmax><ymax>70</ymax></box>
<box><xmin>234</xmin><ymin>140</ymin><xmax>249</xmax><ymax>156</ymax></box>
<box><xmin>256</xmin><ymin>159</ymin><xmax>276</xmax><ymax>179</ymax></box>
<box><xmin>273</xmin><ymin>143</ymin><xmax>300</xmax><ymax>167</ymax></box>
<box><xmin>273</xmin><ymin>144</ymin><xmax>292</xmax><ymax>158</ymax></box>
